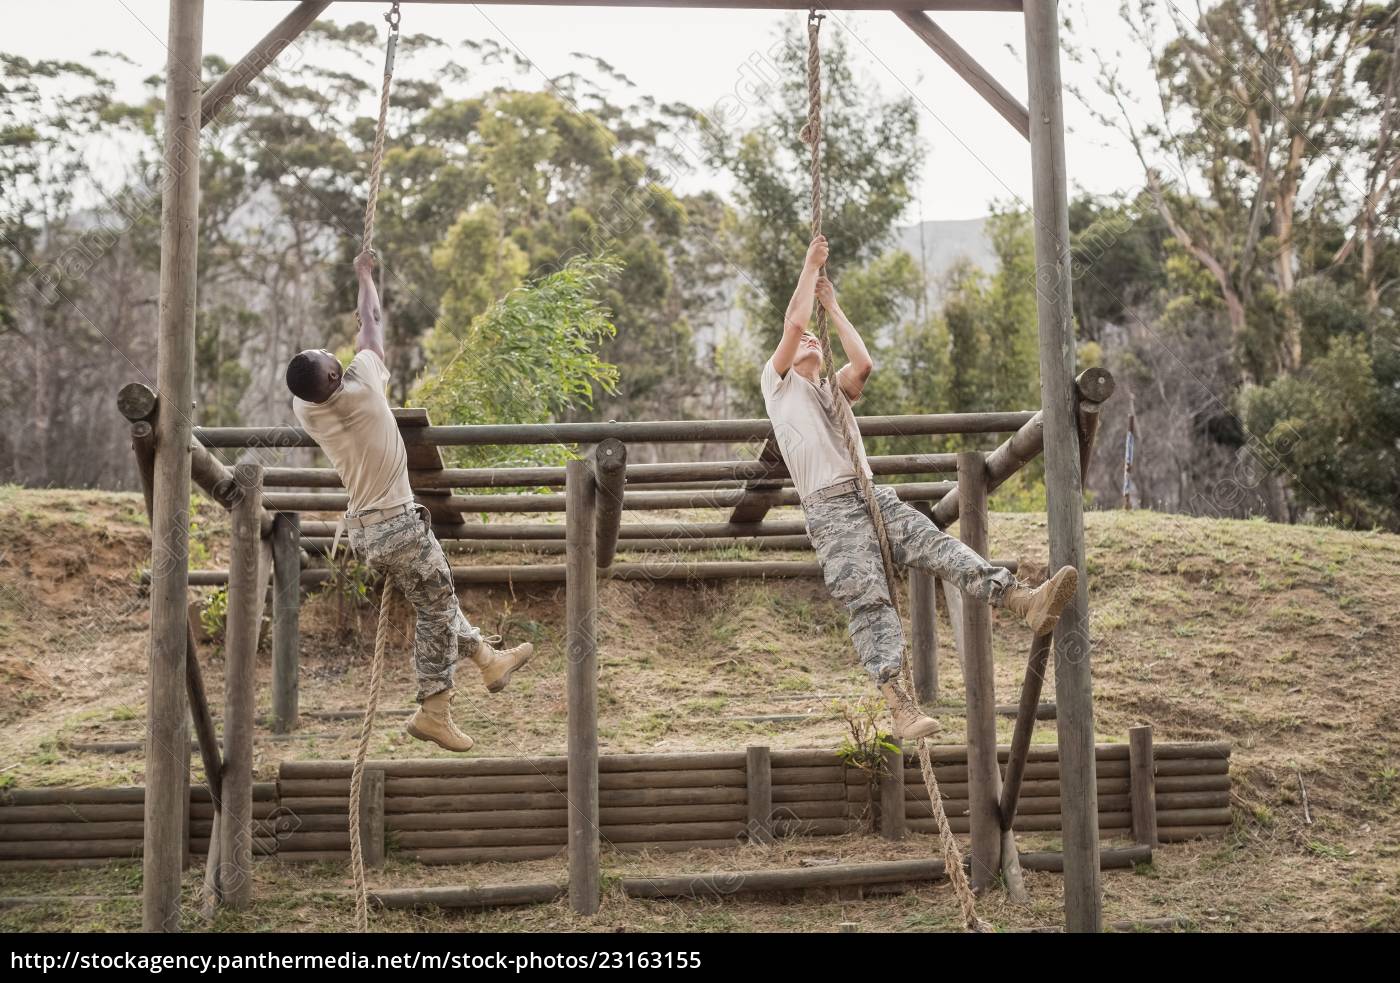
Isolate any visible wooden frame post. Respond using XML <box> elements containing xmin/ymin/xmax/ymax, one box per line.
<box><xmin>590</xmin><ymin>439</ymin><xmax>627</xmax><ymax>569</ymax></box>
<box><xmin>956</xmin><ymin>452</ymin><xmax>1001</xmax><ymax>890</ymax></box>
<box><xmin>271</xmin><ymin>512</ymin><xmax>302</xmax><ymax>733</ymax></box>
<box><xmin>910</xmin><ymin>502</ymin><xmax>939</xmax><ymax>703</ymax></box>
<box><xmin>746</xmin><ymin>746</ymin><xmax>774</xmax><ymax>845</ymax></box>
<box><xmin>999</xmin><ymin>632</ymin><xmax>1052</xmax><ymax>827</ymax></box>
<box><xmin>360</xmin><ymin>769</ymin><xmax>387</xmax><ymax>867</ymax></box>
<box><xmin>1075</xmin><ymin>367</ymin><xmax>1114</xmax><ymax>482</ymax></box>
<box><xmin>121</xmin><ymin>387</ymin><xmax>228</xmax><ymax>906</ymax></box>
<box><xmin>1129</xmin><ymin>726</ymin><xmax>1157</xmax><ymax>847</ymax></box>
<box><xmin>1024</xmin><ymin>0</ymin><xmax>1102</xmax><ymax>931</ymax></box>
<box><xmin>221</xmin><ymin>463</ymin><xmax>263</xmax><ymax>908</ymax></box>
<box><xmin>144</xmin><ymin>0</ymin><xmax>204</xmax><ymax>933</ymax></box>
<box><xmin>909</xmin><ymin>569</ymin><xmax>938</xmax><ymax>703</ymax></box>
<box><xmin>565</xmin><ymin>459</ymin><xmax>600</xmax><ymax>915</ymax></box>
<box><xmin>880</xmin><ymin>740</ymin><xmax>905</xmax><ymax>840</ymax></box>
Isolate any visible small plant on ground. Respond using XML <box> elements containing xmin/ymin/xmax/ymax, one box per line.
<box><xmin>834</xmin><ymin>698</ymin><xmax>899</xmax><ymax>833</ymax></box>
<box><xmin>200</xmin><ymin>587</ymin><xmax>228</xmax><ymax>650</ymax></box>
<box><xmin>315</xmin><ymin>556</ymin><xmax>376</xmax><ymax>637</ymax></box>
<box><xmin>1368</xmin><ymin>765</ymin><xmax>1397</xmax><ymax>805</ymax></box>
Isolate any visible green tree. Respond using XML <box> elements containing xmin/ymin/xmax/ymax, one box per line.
<box><xmin>937</xmin><ymin>210</ymin><xmax>1041</xmax><ymax>417</ymax></box>
<box><xmin>700</xmin><ymin>25</ymin><xmax>923</xmax><ymax>366</ymax></box>
<box><xmin>412</xmin><ymin>254</ymin><xmax>620</xmax><ymax>469</ymax></box>
<box><xmin>1083</xmin><ymin>0</ymin><xmax>1374</xmax><ymax>379</ymax></box>
<box><xmin>1242</xmin><ymin>329</ymin><xmax>1400</xmax><ymax>529</ymax></box>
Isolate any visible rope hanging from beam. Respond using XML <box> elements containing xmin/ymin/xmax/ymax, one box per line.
<box><xmin>349</xmin><ymin>0</ymin><xmax>401</xmax><ymax>934</ymax></box>
<box><xmin>800</xmin><ymin>10</ymin><xmax>987</xmax><ymax>933</ymax></box>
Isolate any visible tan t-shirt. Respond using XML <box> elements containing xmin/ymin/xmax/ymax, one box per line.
<box><xmin>760</xmin><ymin>358</ymin><xmax>872</xmax><ymax>501</ymax></box>
<box><xmin>293</xmin><ymin>350</ymin><xmax>414</xmax><ymax>515</ymax></box>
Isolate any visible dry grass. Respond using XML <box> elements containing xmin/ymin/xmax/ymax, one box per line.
<box><xmin>1</xmin><ymin>485</ymin><xmax>1397</xmax><ymax>932</ymax></box>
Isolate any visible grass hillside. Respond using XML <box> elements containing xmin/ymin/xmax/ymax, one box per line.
<box><xmin>0</xmin><ymin>486</ymin><xmax>1397</xmax><ymax>932</ymax></box>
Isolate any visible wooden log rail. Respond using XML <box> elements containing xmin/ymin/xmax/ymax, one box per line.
<box><xmin>194</xmin><ymin>411</ymin><xmax>1036</xmax><ymax>450</ymax></box>
<box><xmin>260</xmin><ymin>480</ymin><xmax>955</xmax><ymax>512</ymax></box>
<box><xmin>259</xmin><ymin>453</ymin><xmax>961</xmax><ymax>497</ymax></box>
<box><xmin>589</xmin><ymin>439</ymin><xmax>627</xmax><ymax>569</ymax></box>
<box><xmin>932</xmin><ymin>368</ymin><xmax>1114</xmax><ymax>529</ymax></box>
<box><xmin>247</xmin><ymin>2</ymin><xmax>1027</xmax><ymax>11</ymax></box>
<box><xmin>175</xmin><ymin>558</ymin><xmax>1020</xmax><ymax>588</ymax></box>
<box><xmin>371</xmin><ymin>847</ymin><xmax>1152</xmax><ymax>914</ymax></box>
<box><xmin>0</xmin><ymin>743</ymin><xmax>1229</xmax><ymax>869</ymax></box>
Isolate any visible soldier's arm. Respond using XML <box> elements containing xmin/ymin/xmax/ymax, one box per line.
<box><xmin>772</xmin><ymin>235</ymin><xmax>829</xmax><ymax>376</ymax></box>
<box><xmin>817</xmin><ymin>278</ymin><xmax>872</xmax><ymax>401</ymax></box>
<box><xmin>354</xmin><ymin>251</ymin><xmax>387</xmax><ymax>361</ymax></box>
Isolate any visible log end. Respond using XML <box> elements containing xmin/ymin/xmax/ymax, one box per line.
<box><xmin>1074</xmin><ymin>367</ymin><xmax>1115</xmax><ymax>405</ymax></box>
<box><xmin>117</xmin><ymin>382</ymin><xmax>159</xmax><ymax>423</ymax></box>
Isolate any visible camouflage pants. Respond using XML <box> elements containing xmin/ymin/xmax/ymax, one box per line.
<box><xmin>806</xmin><ymin>485</ymin><xmax>1014</xmax><ymax>685</ymax></box>
<box><xmin>348</xmin><ymin>507</ymin><xmax>482</xmax><ymax>702</ymax></box>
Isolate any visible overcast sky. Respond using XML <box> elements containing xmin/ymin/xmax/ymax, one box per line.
<box><xmin>11</xmin><ymin>1</ymin><xmax>1159</xmax><ymax>222</ymax></box>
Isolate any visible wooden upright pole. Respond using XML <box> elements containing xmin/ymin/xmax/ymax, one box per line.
<box><xmin>880</xmin><ymin>739</ymin><xmax>906</xmax><ymax>841</ymax></box>
<box><xmin>746</xmin><ymin>745</ymin><xmax>774</xmax><ymax>845</ymax></box>
<box><xmin>565</xmin><ymin>459</ymin><xmax>600</xmax><ymax>915</ymax></box>
<box><xmin>590</xmin><ymin>438</ymin><xmax>628</xmax><ymax>569</ymax></box>
<box><xmin>271</xmin><ymin>512</ymin><xmax>301</xmax><ymax>733</ymax></box>
<box><xmin>999</xmin><ymin>632</ymin><xmax>1053</xmax><ymax>826</ymax></box>
<box><xmin>1024</xmin><ymin>0</ymin><xmax>1102</xmax><ymax>932</ymax></box>
<box><xmin>144</xmin><ymin>0</ymin><xmax>204</xmax><ymax>934</ymax></box>
<box><xmin>910</xmin><ymin>502</ymin><xmax>938</xmax><ymax>703</ymax></box>
<box><xmin>1129</xmin><ymin>725</ymin><xmax>1157</xmax><ymax>847</ymax></box>
<box><xmin>221</xmin><ymin>464</ymin><xmax>263</xmax><ymax>908</ymax></box>
<box><xmin>957</xmin><ymin>451</ymin><xmax>1001</xmax><ymax>891</ymax></box>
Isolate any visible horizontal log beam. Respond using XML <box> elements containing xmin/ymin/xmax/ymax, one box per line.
<box><xmin>202</xmin><ymin>2</ymin><xmax>332</xmax><ymax>128</ymax></box>
<box><xmin>244</xmin><ymin>2</ymin><xmax>1024</xmax><ymax>11</ymax></box>
<box><xmin>196</xmin><ymin>411</ymin><xmax>1036</xmax><ymax>450</ymax></box>
<box><xmin>293</xmin><ymin>519</ymin><xmax>811</xmax><ymax>540</ymax></box>
<box><xmin>301</xmin><ymin>535</ymin><xmax>821</xmax><ymax>555</ymax></box>
<box><xmin>619</xmin><ymin>845</ymin><xmax>1145</xmax><ymax>901</ymax></box>
<box><xmin>371</xmin><ymin>882</ymin><xmax>566</xmax><ymax>912</ymax></box>
<box><xmin>897</xmin><ymin>10</ymin><xmax>1030</xmax><ymax>139</ymax></box>
<box><xmin>261</xmin><ymin>455</ymin><xmax>955</xmax><ymax>498</ymax></box>
<box><xmin>932</xmin><ymin>369</ymin><xmax>1115</xmax><ymax>528</ymax></box>
<box><xmin>266</xmin><ymin>480</ymin><xmax>955</xmax><ymax>514</ymax></box>
<box><xmin>181</xmin><ymin>554</ymin><xmax>1019</xmax><ymax>587</ymax></box>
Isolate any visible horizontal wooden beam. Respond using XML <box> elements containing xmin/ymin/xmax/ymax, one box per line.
<box><xmin>175</xmin><ymin>556</ymin><xmax>1017</xmax><ymax>587</ymax></box>
<box><xmin>896</xmin><ymin>9</ymin><xmax>1030</xmax><ymax>140</ymax></box>
<box><xmin>195</xmin><ymin>411</ymin><xmax>1036</xmax><ymax>449</ymax></box>
<box><xmin>260</xmin><ymin>454</ymin><xmax>957</xmax><ymax>494</ymax></box>
<box><xmin>271</xmin><ymin>481</ymin><xmax>953</xmax><ymax>513</ymax></box>
<box><xmin>202</xmin><ymin>1</ymin><xmax>332</xmax><ymax>130</ymax></box>
<box><xmin>244</xmin><ymin>1</ymin><xmax>1023</xmax><ymax>11</ymax></box>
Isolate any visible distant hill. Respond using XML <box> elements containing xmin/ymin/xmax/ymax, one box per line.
<box><xmin>895</xmin><ymin>217</ymin><xmax>997</xmax><ymax>307</ymax></box>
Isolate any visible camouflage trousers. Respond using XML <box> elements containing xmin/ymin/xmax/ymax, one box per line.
<box><xmin>348</xmin><ymin>506</ymin><xmax>482</xmax><ymax>702</ymax></box>
<box><xmin>806</xmin><ymin>485</ymin><xmax>1014</xmax><ymax>685</ymax></box>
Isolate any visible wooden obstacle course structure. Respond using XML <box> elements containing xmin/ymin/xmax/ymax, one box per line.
<box><xmin>0</xmin><ymin>738</ymin><xmax>1231</xmax><ymax>872</ymax></box>
<box><xmin>117</xmin><ymin>378</ymin><xmax>1113</xmax><ymax>921</ymax></box>
<box><xmin>130</xmin><ymin>0</ymin><xmax>1102</xmax><ymax>932</ymax></box>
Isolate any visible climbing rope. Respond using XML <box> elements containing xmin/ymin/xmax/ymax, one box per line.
<box><xmin>800</xmin><ymin>10</ymin><xmax>987</xmax><ymax>933</ymax></box>
<box><xmin>361</xmin><ymin>1</ymin><xmax>400</xmax><ymax>259</ymax></box>
<box><xmin>349</xmin><ymin>579</ymin><xmax>393</xmax><ymax>932</ymax></box>
<box><xmin>348</xmin><ymin>1</ymin><xmax>402</xmax><ymax>933</ymax></box>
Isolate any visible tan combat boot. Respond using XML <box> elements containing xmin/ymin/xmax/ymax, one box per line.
<box><xmin>470</xmin><ymin>638</ymin><xmax>535</xmax><ymax>694</ymax></box>
<box><xmin>405</xmin><ymin>689</ymin><xmax>475</xmax><ymax>752</ymax></box>
<box><xmin>1003</xmin><ymin>565</ymin><xmax>1079</xmax><ymax>637</ymax></box>
<box><xmin>879</xmin><ymin>680</ymin><xmax>941</xmax><ymax>741</ymax></box>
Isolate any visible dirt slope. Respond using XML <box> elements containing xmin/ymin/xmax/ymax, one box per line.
<box><xmin>0</xmin><ymin>485</ymin><xmax>1397</xmax><ymax>932</ymax></box>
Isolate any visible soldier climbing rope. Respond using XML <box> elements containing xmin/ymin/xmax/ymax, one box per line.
<box><xmin>798</xmin><ymin>9</ymin><xmax>987</xmax><ymax>933</ymax></box>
